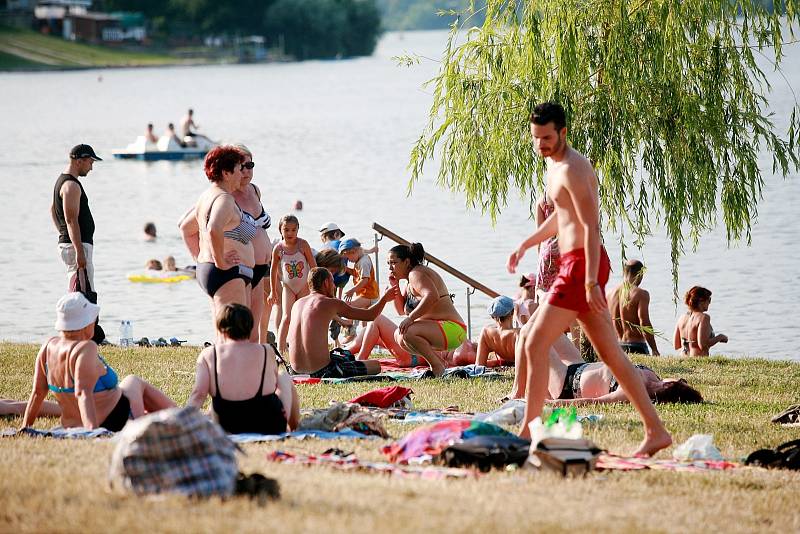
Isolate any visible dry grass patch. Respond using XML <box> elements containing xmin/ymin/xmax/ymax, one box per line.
<box><xmin>1</xmin><ymin>343</ymin><xmax>799</xmax><ymax>532</ymax></box>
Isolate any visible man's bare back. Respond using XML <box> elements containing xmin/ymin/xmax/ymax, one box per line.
<box><xmin>287</xmin><ymin>270</ymin><xmax>396</xmax><ymax>374</ymax></box>
<box><xmin>608</xmin><ymin>284</ymin><xmax>649</xmax><ymax>342</ymax></box>
<box><xmin>478</xmin><ymin>325</ymin><xmax>518</xmax><ymax>364</ymax></box>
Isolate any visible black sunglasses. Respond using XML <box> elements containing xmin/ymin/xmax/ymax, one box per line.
<box><xmin>240</xmin><ymin>161</ymin><xmax>255</xmax><ymax>170</ymax></box>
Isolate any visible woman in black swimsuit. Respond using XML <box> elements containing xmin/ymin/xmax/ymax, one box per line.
<box><xmin>188</xmin><ymin>303</ymin><xmax>299</xmax><ymax>434</ymax></box>
<box><xmin>231</xmin><ymin>144</ymin><xmax>274</xmax><ymax>342</ymax></box>
<box><xmin>544</xmin><ymin>350</ymin><xmax>703</xmax><ymax>406</ymax></box>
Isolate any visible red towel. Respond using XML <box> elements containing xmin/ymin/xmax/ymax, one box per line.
<box><xmin>349</xmin><ymin>386</ymin><xmax>413</xmax><ymax>408</ymax></box>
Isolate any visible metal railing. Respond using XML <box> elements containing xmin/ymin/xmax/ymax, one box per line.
<box><xmin>371</xmin><ymin>222</ymin><xmax>500</xmax><ymax>338</ymax></box>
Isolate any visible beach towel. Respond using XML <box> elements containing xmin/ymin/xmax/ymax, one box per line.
<box><xmin>596</xmin><ymin>454</ymin><xmax>740</xmax><ymax>472</ymax></box>
<box><xmin>1</xmin><ymin>427</ymin><xmax>115</xmax><ymax>439</ymax></box>
<box><xmin>229</xmin><ymin>428</ymin><xmax>374</xmax><ymax>443</ymax></box>
<box><xmin>266</xmin><ymin>449</ymin><xmax>476</xmax><ymax>480</ymax></box>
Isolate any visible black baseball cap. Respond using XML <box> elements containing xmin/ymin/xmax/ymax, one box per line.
<box><xmin>69</xmin><ymin>144</ymin><xmax>102</xmax><ymax>161</ymax></box>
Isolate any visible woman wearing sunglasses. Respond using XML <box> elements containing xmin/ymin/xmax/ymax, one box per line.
<box><xmin>229</xmin><ymin>144</ymin><xmax>274</xmax><ymax>342</ymax></box>
<box><xmin>179</xmin><ymin>145</ymin><xmax>256</xmax><ymax>324</ymax></box>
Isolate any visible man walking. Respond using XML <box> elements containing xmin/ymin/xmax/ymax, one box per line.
<box><xmin>607</xmin><ymin>259</ymin><xmax>660</xmax><ymax>355</ymax></box>
<box><xmin>507</xmin><ymin>103</ymin><xmax>671</xmax><ymax>456</ymax></box>
<box><xmin>52</xmin><ymin>144</ymin><xmax>101</xmax><ymax>288</ymax></box>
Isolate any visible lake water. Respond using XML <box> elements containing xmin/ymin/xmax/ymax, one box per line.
<box><xmin>0</xmin><ymin>30</ymin><xmax>798</xmax><ymax>360</ymax></box>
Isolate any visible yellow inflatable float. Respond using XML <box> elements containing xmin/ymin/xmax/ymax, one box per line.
<box><xmin>127</xmin><ymin>270</ymin><xmax>193</xmax><ymax>284</ymax></box>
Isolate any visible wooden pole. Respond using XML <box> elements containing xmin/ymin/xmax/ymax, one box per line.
<box><xmin>371</xmin><ymin>222</ymin><xmax>500</xmax><ymax>298</ymax></box>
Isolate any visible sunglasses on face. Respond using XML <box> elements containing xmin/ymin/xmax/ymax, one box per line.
<box><xmin>240</xmin><ymin>161</ymin><xmax>255</xmax><ymax>170</ymax></box>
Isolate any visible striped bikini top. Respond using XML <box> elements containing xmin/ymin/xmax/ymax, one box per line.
<box><xmin>224</xmin><ymin>208</ymin><xmax>258</xmax><ymax>244</ymax></box>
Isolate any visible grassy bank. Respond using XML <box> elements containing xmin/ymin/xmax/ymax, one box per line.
<box><xmin>0</xmin><ymin>26</ymin><xmax>182</xmax><ymax>70</ymax></box>
<box><xmin>1</xmin><ymin>342</ymin><xmax>799</xmax><ymax>532</ymax></box>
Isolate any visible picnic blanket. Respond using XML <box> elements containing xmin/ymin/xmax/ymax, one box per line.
<box><xmin>596</xmin><ymin>454</ymin><xmax>741</xmax><ymax>472</ymax></box>
<box><xmin>266</xmin><ymin>449</ymin><xmax>476</xmax><ymax>480</ymax></box>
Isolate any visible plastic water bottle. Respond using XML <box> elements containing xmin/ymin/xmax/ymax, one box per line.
<box><xmin>118</xmin><ymin>321</ymin><xmax>128</xmax><ymax>347</ymax></box>
<box><xmin>125</xmin><ymin>321</ymin><xmax>134</xmax><ymax>347</ymax></box>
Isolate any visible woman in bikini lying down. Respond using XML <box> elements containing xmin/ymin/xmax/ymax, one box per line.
<box><xmin>545</xmin><ymin>351</ymin><xmax>703</xmax><ymax>407</ymax></box>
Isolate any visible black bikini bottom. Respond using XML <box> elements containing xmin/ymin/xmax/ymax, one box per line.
<box><xmin>251</xmin><ymin>263</ymin><xmax>270</xmax><ymax>288</ymax></box>
<box><xmin>197</xmin><ymin>263</ymin><xmax>253</xmax><ymax>297</ymax></box>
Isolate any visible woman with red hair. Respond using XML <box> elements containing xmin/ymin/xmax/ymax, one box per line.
<box><xmin>673</xmin><ymin>286</ymin><xmax>728</xmax><ymax>356</ymax></box>
<box><xmin>179</xmin><ymin>146</ymin><xmax>256</xmax><ymax>321</ymax></box>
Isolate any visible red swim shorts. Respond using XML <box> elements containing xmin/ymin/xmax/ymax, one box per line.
<box><xmin>546</xmin><ymin>247</ymin><xmax>611</xmax><ymax>313</ymax></box>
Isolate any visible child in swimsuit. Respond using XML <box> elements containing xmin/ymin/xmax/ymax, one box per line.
<box><xmin>270</xmin><ymin>215</ymin><xmax>316</xmax><ymax>353</ymax></box>
<box><xmin>339</xmin><ymin>238</ymin><xmax>379</xmax><ymax>308</ymax></box>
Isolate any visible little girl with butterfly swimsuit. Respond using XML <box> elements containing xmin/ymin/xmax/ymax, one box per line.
<box><xmin>270</xmin><ymin>215</ymin><xmax>317</xmax><ymax>352</ymax></box>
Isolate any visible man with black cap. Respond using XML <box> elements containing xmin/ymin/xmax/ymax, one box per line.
<box><xmin>52</xmin><ymin>144</ymin><xmax>102</xmax><ymax>289</ymax></box>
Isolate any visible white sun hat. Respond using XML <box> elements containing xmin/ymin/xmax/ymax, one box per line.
<box><xmin>54</xmin><ymin>292</ymin><xmax>100</xmax><ymax>331</ymax></box>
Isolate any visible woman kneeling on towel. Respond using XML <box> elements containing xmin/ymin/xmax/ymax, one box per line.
<box><xmin>388</xmin><ymin>243</ymin><xmax>466</xmax><ymax>376</ymax></box>
<box><xmin>544</xmin><ymin>352</ymin><xmax>703</xmax><ymax>406</ymax></box>
<box><xmin>22</xmin><ymin>293</ymin><xmax>176</xmax><ymax>431</ymax></box>
<box><xmin>188</xmin><ymin>303</ymin><xmax>299</xmax><ymax>434</ymax></box>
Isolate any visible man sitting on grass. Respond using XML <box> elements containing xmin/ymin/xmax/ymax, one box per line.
<box><xmin>286</xmin><ymin>268</ymin><xmax>397</xmax><ymax>378</ymax></box>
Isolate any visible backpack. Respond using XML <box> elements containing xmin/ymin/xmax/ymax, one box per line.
<box><xmin>109</xmin><ymin>406</ymin><xmax>239</xmax><ymax>498</ymax></box>
<box><xmin>528</xmin><ymin>437</ymin><xmax>603</xmax><ymax>477</ymax></box>
<box><xmin>745</xmin><ymin>439</ymin><xmax>800</xmax><ymax>471</ymax></box>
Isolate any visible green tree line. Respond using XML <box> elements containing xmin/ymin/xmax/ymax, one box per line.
<box><xmin>98</xmin><ymin>0</ymin><xmax>381</xmax><ymax>60</ymax></box>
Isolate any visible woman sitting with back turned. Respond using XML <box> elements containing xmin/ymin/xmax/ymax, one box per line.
<box><xmin>389</xmin><ymin>243</ymin><xmax>466</xmax><ymax>376</ymax></box>
<box><xmin>673</xmin><ymin>286</ymin><xmax>728</xmax><ymax>356</ymax></box>
<box><xmin>22</xmin><ymin>293</ymin><xmax>175</xmax><ymax>431</ymax></box>
<box><xmin>188</xmin><ymin>303</ymin><xmax>299</xmax><ymax>434</ymax></box>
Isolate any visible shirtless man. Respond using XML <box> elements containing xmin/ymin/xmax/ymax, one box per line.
<box><xmin>287</xmin><ymin>267</ymin><xmax>398</xmax><ymax>378</ymax></box>
<box><xmin>477</xmin><ymin>296</ymin><xmax>518</xmax><ymax>366</ymax></box>
<box><xmin>181</xmin><ymin>108</ymin><xmax>199</xmax><ymax>137</ymax></box>
<box><xmin>607</xmin><ymin>259</ymin><xmax>660</xmax><ymax>355</ymax></box>
<box><xmin>507</xmin><ymin>102</ymin><xmax>671</xmax><ymax>456</ymax></box>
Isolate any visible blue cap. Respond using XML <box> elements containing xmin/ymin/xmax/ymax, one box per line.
<box><xmin>338</xmin><ymin>238</ymin><xmax>361</xmax><ymax>253</ymax></box>
<box><xmin>488</xmin><ymin>295</ymin><xmax>514</xmax><ymax>319</ymax></box>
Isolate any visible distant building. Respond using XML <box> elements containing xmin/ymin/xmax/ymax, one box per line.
<box><xmin>33</xmin><ymin>0</ymin><xmax>146</xmax><ymax>43</ymax></box>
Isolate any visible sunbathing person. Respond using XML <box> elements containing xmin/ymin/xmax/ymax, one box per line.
<box><xmin>22</xmin><ymin>293</ymin><xmax>175</xmax><ymax>431</ymax></box>
<box><xmin>544</xmin><ymin>353</ymin><xmax>703</xmax><ymax>406</ymax></box>
<box><xmin>287</xmin><ymin>268</ymin><xmax>397</xmax><ymax>378</ymax></box>
<box><xmin>477</xmin><ymin>296</ymin><xmax>520</xmax><ymax>366</ymax></box>
<box><xmin>188</xmin><ymin>303</ymin><xmax>299</xmax><ymax>434</ymax></box>
<box><xmin>389</xmin><ymin>243</ymin><xmax>466</xmax><ymax>376</ymax></box>
<box><xmin>345</xmin><ymin>313</ymin><xmax>477</xmax><ymax>367</ymax></box>
<box><xmin>515</xmin><ymin>274</ymin><xmax>538</xmax><ymax>326</ymax></box>
<box><xmin>673</xmin><ymin>286</ymin><xmax>728</xmax><ymax>356</ymax></box>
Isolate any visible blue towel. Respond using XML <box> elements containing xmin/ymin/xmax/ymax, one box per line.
<box><xmin>229</xmin><ymin>428</ymin><xmax>374</xmax><ymax>443</ymax></box>
<box><xmin>1</xmin><ymin>427</ymin><xmax>115</xmax><ymax>439</ymax></box>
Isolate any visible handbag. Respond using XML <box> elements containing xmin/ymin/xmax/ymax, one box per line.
<box><xmin>69</xmin><ymin>268</ymin><xmax>105</xmax><ymax>343</ymax></box>
<box><xmin>528</xmin><ymin>437</ymin><xmax>603</xmax><ymax>477</ymax></box>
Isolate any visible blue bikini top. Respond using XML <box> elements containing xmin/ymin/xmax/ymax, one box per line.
<box><xmin>46</xmin><ymin>355</ymin><xmax>119</xmax><ymax>394</ymax></box>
